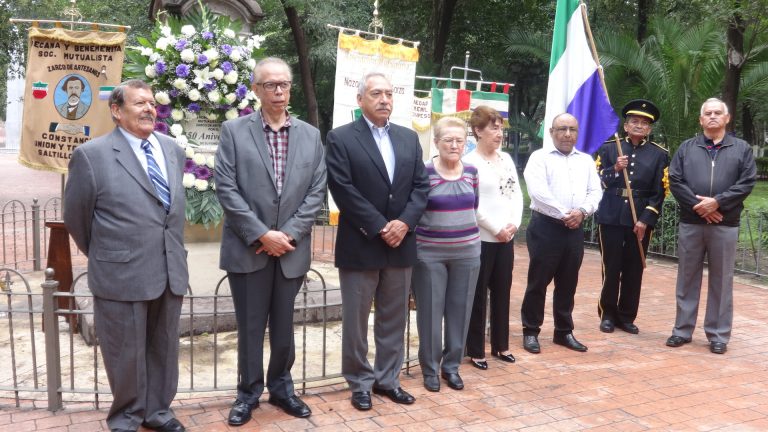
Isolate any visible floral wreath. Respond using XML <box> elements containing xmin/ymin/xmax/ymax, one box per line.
<box><xmin>124</xmin><ymin>4</ymin><xmax>265</xmax><ymax>227</ymax></box>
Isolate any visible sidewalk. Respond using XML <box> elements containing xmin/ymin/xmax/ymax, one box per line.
<box><xmin>2</xmin><ymin>245</ymin><xmax>768</xmax><ymax>431</ymax></box>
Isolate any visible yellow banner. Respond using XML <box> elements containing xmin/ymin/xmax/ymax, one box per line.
<box><xmin>337</xmin><ymin>33</ymin><xmax>419</xmax><ymax>62</ymax></box>
<box><xmin>18</xmin><ymin>27</ymin><xmax>126</xmax><ymax>173</ymax></box>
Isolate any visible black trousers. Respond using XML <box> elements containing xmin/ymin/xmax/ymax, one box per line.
<box><xmin>465</xmin><ymin>241</ymin><xmax>514</xmax><ymax>357</ymax></box>
<box><xmin>521</xmin><ymin>212</ymin><xmax>584</xmax><ymax>337</ymax></box>
<box><xmin>597</xmin><ymin>224</ymin><xmax>650</xmax><ymax>324</ymax></box>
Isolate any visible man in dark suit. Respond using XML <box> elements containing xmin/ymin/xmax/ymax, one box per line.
<box><xmin>326</xmin><ymin>72</ymin><xmax>429</xmax><ymax>411</ymax></box>
<box><xmin>215</xmin><ymin>57</ymin><xmax>326</xmax><ymax>424</ymax></box>
<box><xmin>594</xmin><ymin>99</ymin><xmax>669</xmax><ymax>335</ymax></box>
<box><xmin>64</xmin><ymin>79</ymin><xmax>188</xmax><ymax>432</ymax></box>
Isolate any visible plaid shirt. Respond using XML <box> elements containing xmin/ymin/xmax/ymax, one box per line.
<box><xmin>261</xmin><ymin>111</ymin><xmax>291</xmax><ymax>195</ymax></box>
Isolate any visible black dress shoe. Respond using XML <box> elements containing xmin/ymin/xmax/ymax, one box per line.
<box><xmin>372</xmin><ymin>386</ymin><xmax>415</xmax><ymax>404</ymax></box>
<box><xmin>710</xmin><ymin>341</ymin><xmax>727</xmax><ymax>354</ymax></box>
<box><xmin>666</xmin><ymin>335</ymin><xmax>691</xmax><ymax>347</ymax></box>
<box><xmin>147</xmin><ymin>418</ymin><xmax>185</xmax><ymax>432</ymax></box>
<box><xmin>523</xmin><ymin>335</ymin><xmax>540</xmax><ymax>354</ymax></box>
<box><xmin>599</xmin><ymin>319</ymin><xmax>615</xmax><ymax>333</ymax></box>
<box><xmin>351</xmin><ymin>391</ymin><xmax>372</xmax><ymax>410</ymax></box>
<box><xmin>228</xmin><ymin>399</ymin><xmax>257</xmax><ymax>426</ymax></box>
<box><xmin>440</xmin><ymin>372</ymin><xmax>464</xmax><ymax>390</ymax></box>
<box><xmin>492</xmin><ymin>351</ymin><xmax>516</xmax><ymax>363</ymax></box>
<box><xmin>617</xmin><ymin>322</ymin><xmax>639</xmax><ymax>334</ymax></box>
<box><xmin>469</xmin><ymin>358</ymin><xmax>488</xmax><ymax>369</ymax></box>
<box><xmin>268</xmin><ymin>395</ymin><xmax>311</xmax><ymax>418</ymax></box>
<box><xmin>553</xmin><ymin>333</ymin><xmax>588</xmax><ymax>352</ymax></box>
<box><xmin>423</xmin><ymin>375</ymin><xmax>440</xmax><ymax>392</ymax></box>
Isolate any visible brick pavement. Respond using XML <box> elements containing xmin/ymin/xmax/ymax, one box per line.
<box><xmin>2</xmin><ymin>245</ymin><xmax>768</xmax><ymax>431</ymax></box>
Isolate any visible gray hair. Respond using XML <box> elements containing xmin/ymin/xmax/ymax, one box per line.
<box><xmin>358</xmin><ymin>71</ymin><xmax>390</xmax><ymax>96</ymax></box>
<box><xmin>109</xmin><ymin>79</ymin><xmax>152</xmax><ymax>123</ymax></box>
<box><xmin>252</xmin><ymin>57</ymin><xmax>292</xmax><ymax>84</ymax></box>
<box><xmin>700</xmin><ymin>97</ymin><xmax>729</xmax><ymax>116</ymax></box>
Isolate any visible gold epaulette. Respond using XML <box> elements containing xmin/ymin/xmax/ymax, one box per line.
<box><xmin>650</xmin><ymin>141</ymin><xmax>669</xmax><ymax>152</ymax></box>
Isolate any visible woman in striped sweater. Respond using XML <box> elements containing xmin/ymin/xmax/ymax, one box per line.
<box><xmin>412</xmin><ymin>116</ymin><xmax>481</xmax><ymax>392</ymax></box>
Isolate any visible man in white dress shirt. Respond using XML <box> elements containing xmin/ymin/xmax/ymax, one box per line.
<box><xmin>520</xmin><ymin>113</ymin><xmax>602</xmax><ymax>354</ymax></box>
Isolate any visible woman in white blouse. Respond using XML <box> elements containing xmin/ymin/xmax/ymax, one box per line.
<box><xmin>462</xmin><ymin>106</ymin><xmax>523</xmax><ymax>370</ymax></box>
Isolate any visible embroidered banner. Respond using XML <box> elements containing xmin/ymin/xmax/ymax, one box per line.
<box><xmin>18</xmin><ymin>27</ymin><xmax>126</xmax><ymax>173</ymax></box>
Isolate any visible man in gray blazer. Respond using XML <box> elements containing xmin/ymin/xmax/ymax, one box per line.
<box><xmin>64</xmin><ymin>80</ymin><xmax>188</xmax><ymax>432</ymax></box>
<box><xmin>326</xmin><ymin>72</ymin><xmax>429</xmax><ymax>411</ymax></box>
<box><xmin>215</xmin><ymin>57</ymin><xmax>326</xmax><ymax>425</ymax></box>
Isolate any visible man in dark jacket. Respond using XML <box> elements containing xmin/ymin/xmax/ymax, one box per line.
<box><xmin>595</xmin><ymin>100</ymin><xmax>669</xmax><ymax>335</ymax></box>
<box><xmin>666</xmin><ymin>97</ymin><xmax>756</xmax><ymax>354</ymax></box>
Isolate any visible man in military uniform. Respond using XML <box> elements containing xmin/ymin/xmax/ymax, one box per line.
<box><xmin>594</xmin><ymin>99</ymin><xmax>669</xmax><ymax>334</ymax></box>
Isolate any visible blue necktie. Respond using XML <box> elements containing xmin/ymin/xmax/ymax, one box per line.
<box><xmin>141</xmin><ymin>140</ymin><xmax>171</xmax><ymax>211</ymax></box>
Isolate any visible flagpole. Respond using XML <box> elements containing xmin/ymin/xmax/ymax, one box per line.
<box><xmin>579</xmin><ymin>2</ymin><xmax>646</xmax><ymax>268</ymax></box>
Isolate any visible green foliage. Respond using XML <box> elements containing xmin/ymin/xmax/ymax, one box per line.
<box><xmin>185</xmin><ymin>187</ymin><xmax>223</xmax><ymax>228</ymax></box>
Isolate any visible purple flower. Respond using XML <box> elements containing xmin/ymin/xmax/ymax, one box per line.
<box><xmin>204</xmin><ymin>81</ymin><xmax>217</xmax><ymax>91</ymax></box>
<box><xmin>194</xmin><ymin>165</ymin><xmax>212</xmax><ymax>180</ymax></box>
<box><xmin>184</xmin><ymin>159</ymin><xmax>196</xmax><ymax>173</ymax></box>
<box><xmin>202</xmin><ymin>31</ymin><xmax>214</xmax><ymax>40</ymax></box>
<box><xmin>239</xmin><ymin>106</ymin><xmax>254</xmax><ymax>117</ymax></box>
<box><xmin>154</xmin><ymin>121</ymin><xmax>169</xmax><ymax>135</ymax></box>
<box><xmin>155</xmin><ymin>104</ymin><xmax>171</xmax><ymax>119</ymax></box>
<box><xmin>175</xmin><ymin>39</ymin><xmax>188</xmax><ymax>51</ymax></box>
<box><xmin>169</xmin><ymin>89</ymin><xmax>179</xmax><ymax>98</ymax></box>
<box><xmin>220</xmin><ymin>44</ymin><xmax>233</xmax><ymax>56</ymax></box>
<box><xmin>221</xmin><ymin>61</ymin><xmax>233</xmax><ymax>74</ymax></box>
<box><xmin>197</xmin><ymin>54</ymin><xmax>208</xmax><ymax>65</ymax></box>
<box><xmin>235</xmin><ymin>84</ymin><xmax>248</xmax><ymax>99</ymax></box>
<box><xmin>187</xmin><ymin>103</ymin><xmax>201</xmax><ymax>113</ymax></box>
<box><xmin>175</xmin><ymin>64</ymin><xmax>190</xmax><ymax>78</ymax></box>
<box><xmin>155</xmin><ymin>61</ymin><xmax>166</xmax><ymax>75</ymax></box>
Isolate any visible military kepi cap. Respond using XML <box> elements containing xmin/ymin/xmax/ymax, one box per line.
<box><xmin>622</xmin><ymin>99</ymin><xmax>660</xmax><ymax>123</ymax></box>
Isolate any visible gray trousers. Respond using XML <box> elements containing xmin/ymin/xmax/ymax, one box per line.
<box><xmin>339</xmin><ymin>267</ymin><xmax>411</xmax><ymax>392</ymax></box>
<box><xmin>673</xmin><ymin>223</ymin><xmax>738</xmax><ymax>343</ymax></box>
<box><xmin>94</xmin><ymin>288</ymin><xmax>182</xmax><ymax>431</ymax></box>
<box><xmin>412</xmin><ymin>257</ymin><xmax>480</xmax><ymax>377</ymax></box>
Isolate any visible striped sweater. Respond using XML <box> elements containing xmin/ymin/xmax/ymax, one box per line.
<box><xmin>415</xmin><ymin>161</ymin><xmax>481</xmax><ymax>261</ymax></box>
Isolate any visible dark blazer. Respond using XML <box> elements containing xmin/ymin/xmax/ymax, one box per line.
<box><xmin>215</xmin><ymin>111</ymin><xmax>327</xmax><ymax>278</ymax></box>
<box><xmin>326</xmin><ymin>116</ymin><xmax>429</xmax><ymax>270</ymax></box>
<box><xmin>64</xmin><ymin>128</ymin><xmax>189</xmax><ymax>301</ymax></box>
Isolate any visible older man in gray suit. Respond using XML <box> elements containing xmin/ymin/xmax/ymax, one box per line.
<box><xmin>64</xmin><ymin>79</ymin><xmax>188</xmax><ymax>432</ymax></box>
<box><xmin>215</xmin><ymin>57</ymin><xmax>326</xmax><ymax>425</ymax></box>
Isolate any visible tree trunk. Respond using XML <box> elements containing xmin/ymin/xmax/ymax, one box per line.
<box><xmin>281</xmin><ymin>2</ymin><xmax>319</xmax><ymax>128</ymax></box>
<box><xmin>742</xmin><ymin>103</ymin><xmax>754</xmax><ymax>144</ymax></box>
<box><xmin>430</xmin><ymin>0</ymin><xmax>459</xmax><ymax>76</ymax></box>
<box><xmin>637</xmin><ymin>0</ymin><xmax>652</xmax><ymax>42</ymax></box>
<box><xmin>722</xmin><ymin>4</ymin><xmax>744</xmax><ymax>133</ymax></box>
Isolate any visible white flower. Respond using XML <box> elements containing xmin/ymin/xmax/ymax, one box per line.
<box><xmin>171</xmin><ymin>109</ymin><xmax>184</xmax><ymax>121</ymax></box>
<box><xmin>251</xmin><ymin>35</ymin><xmax>265</xmax><ymax>49</ymax></box>
<box><xmin>246</xmin><ymin>59</ymin><xmax>256</xmax><ymax>70</ymax></box>
<box><xmin>180</xmin><ymin>49</ymin><xmax>195</xmax><ymax>63</ymax></box>
<box><xmin>206</xmin><ymin>156</ymin><xmax>215</xmax><ymax>169</ymax></box>
<box><xmin>149</xmin><ymin>52</ymin><xmax>161</xmax><ymax>62</ymax></box>
<box><xmin>194</xmin><ymin>179</ymin><xmax>209</xmax><ymax>191</ymax></box>
<box><xmin>193</xmin><ymin>153</ymin><xmax>206</xmax><ymax>165</ymax></box>
<box><xmin>208</xmin><ymin>90</ymin><xmax>221</xmax><ymax>103</ymax></box>
<box><xmin>145</xmin><ymin>65</ymin><xmax>157</xmax><ymax>78</ymax></box>
<box><xmin>176</xmin><ymin>135</ymin><xmax>188</xmax><ymax>147</ymax></box>
<box><xmin>182</xmin><ymin>173</ymin><xmax>195</xmax><ymax>188</ymax></box>
<box><xmin>225</xmin><ymin>109</ymin><xmax>238</xmax><ymax>120</ymax></box>
<box><xmin>170</xmin><ymin>123</ymin><xmax>183</xmax><ymax>137</ymax></box>
<box><xmin>185</xmin><ymin>110</ymin><xmax>198</xmax><ymax>120</ymax></box>
<box><xmin>206</xmin><ymin>112</ymin><xmax>219</xmax><ymax>120</ymax></box>
<box><xmin>203</xmin><ymin>49</ymin><xmax>219</xmax><ymax>62</ymax></box>
<box><xmin>155</xmin><ymin>37</ymin><xmax>170</xmax><ymax>51</ymax></box>
<box><xmin>224</xmin><ymin>70</ymin><xmax>239</xmax><ymax>84</ymax></box>
<box><xmin>188</xmin><ymin>89</ymin><xmax>201</xmax><ymax>101</ymax></box>
<box><xmin>185</xmin><ymin>147</ymin><xmax>195</xmax><ymax>158</ymax></box>
<box><xmin>160</xmin><ymin>26</ymin><xmax>172</xmax><ymax>37</ymax></box>
<box><xmin>237</xmin><ymin>99</ymin><xmax>249</xmax><ymax>109</ymax></box>
<box><xmin>192</xmin><ymin>67</ymin><xmax>212</xmax><ymax>89</ymax></box>
<box><xmin>154</xmin><ymin>91</ymin><xmax>171</xmax><ymax>105</ymax></box>
<box><xmin>172</xmin><ymin>78</ymin><xmax>187</xmax><ymax>91</ymax></box>
<box><xmin>225</xmin><ymin>93</ymin><xmax>237</xmax><ymax>104</ymax></box>
<box><xmin>223</xmin><ymin>28</ymin><xmax>236</xmax><ymax>38</ymax></box>
<box><xmin>229</xmin><ymin>50</ymin><xmax>242</xmax><ymax>62</ymax></box>
<box><xmin>212</xmin><ymin>68</ymin><xmax>224</xmax><ymax>80</ymax></box>
<box><xmin>140</xmin><ymin>47</ymin><xmax>154</xmax><ymax>57</ymax></box>
<box><xmin>180</xmin><ymin>25</ymin><xmax>196</xmax><ymax>37</ymax></box>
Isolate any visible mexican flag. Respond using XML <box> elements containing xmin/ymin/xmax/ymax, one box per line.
<box><xmin>431</xmin><ymin>88</ymin><xmax>509</xmax><ymax>119</ymax></box>
<box><xmin>541</xmin><ymin>0</ymin><xmax>618</xmax><ymax>154</ymax></box>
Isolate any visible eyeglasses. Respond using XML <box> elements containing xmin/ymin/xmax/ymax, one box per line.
<box><xmin>553</xmin><ymin>126</ymin><xmax>578</xmax><ymax>134</ymax></box>
<box><xmin>439</xmin><ymin>137</ymin><xmax>466</xmax><ymax>145</ymax></box>
<box><xmin>256</xmin><ymin>81</ymin><xmax>292</xmax><ymax>92</ymax></box>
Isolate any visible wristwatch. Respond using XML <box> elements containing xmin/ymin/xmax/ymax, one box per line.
<box><xmin>578</xmin><ymin>207</ymin><xmax>588</xmax><ymax>218</ymax></box>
